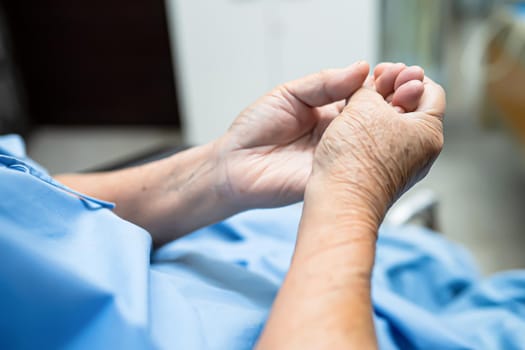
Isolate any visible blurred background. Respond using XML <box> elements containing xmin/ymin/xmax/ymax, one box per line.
<box><xmin>1</xmin><ymin>0</ymin><xmax>524</xmax><ymax>274</ymax></box>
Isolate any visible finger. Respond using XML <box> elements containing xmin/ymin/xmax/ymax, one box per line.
<box><xmin>375</xmin><ymin>63</ymin><xmax>406</xmax><ymax>98</ymax></box>
<box><xmin>385</xmin><ymin>66</ymin><xmax>425</xmax><ymax>104</ymax></box>
<box><xmin>373</xmin><ymin>62</ymin><xmax>396</xmax><ymax>79</ymax></box>
<box><xmin>282</xmin><ymin>61</ymin><xmax>370</xmax><ymax>108</ymax></box>
<box><xmin>392</xmin><ymin>80</ymin><xmax>424</xmax><ymax>113</ymax></box>
<box><xmin>394</xmin><ymin>66</ymin><xmax>424</xmax><ymax>90</ymax></box>
<box><xmin>414</xmin><ymin>77</ymin><xmax>447</xmax><ymax>121</ymax></box>
<box><xmin>317</xmin><ymin>100</ymin><xmax>346</xmax><ymax>120</ymax></box>
<box><xmin>315</xmin><ymin>101</ymin><xmax>345</xmax><ymax>136</ymax></box>
<box><xmin>332</xmin><ymin>100</ymin><xmax>347</xmax><ymax>114</ymax></box>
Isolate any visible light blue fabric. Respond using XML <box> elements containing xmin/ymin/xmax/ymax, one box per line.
<box><xmin>1</xmin><ymin>134</ymin><xmax>525</xmax><ymax>349</ymax></box>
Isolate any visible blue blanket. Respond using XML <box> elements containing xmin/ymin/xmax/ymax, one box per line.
<box><xmin>1</xmin><ymin>134</ymin><xmax>524</xmax><ymax>349</ymax></box>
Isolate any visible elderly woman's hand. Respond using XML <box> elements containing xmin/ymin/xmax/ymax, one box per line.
<box><xmin>309</xmin><ymin>63</ymin><xmax>446</xmax><ymax>222</ymax></box>
<box><xmin>213</xmin><ymin>61</ymin><xmax>370</xmax><ymax>211</ymax></box>
<box><xmin>257</xmin><ymin>66</ymin><xmax>445</xmax><ymax>350</ymax></box>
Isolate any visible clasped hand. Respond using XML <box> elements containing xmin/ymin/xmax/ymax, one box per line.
<box><xmin>213</xmin><ymin>62</ymin><xmax>445</xmax><ymax>218</ymax></box>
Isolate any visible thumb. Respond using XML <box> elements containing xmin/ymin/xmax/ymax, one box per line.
<box><xmin>282</xmin><ymin>61</ymin><xmax>370</xmax><ymax>108</ymax></box>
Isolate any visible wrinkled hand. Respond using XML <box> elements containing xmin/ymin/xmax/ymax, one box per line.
<box><xmin>312</xmin><ymin>63</ymin><xmax>446</xmax><ymax>219</ymax></box>
<box><xmin>214</xmin><ymin>62</ymin><xmax>370</xmax><ymax>209</ymax></box>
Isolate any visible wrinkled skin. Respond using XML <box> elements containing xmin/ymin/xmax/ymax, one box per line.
<box><xmin>215</xmin><ymin>62</ymin><xmax>370</xmax><ymax>210</ymax></box>
<box><xmin>215</xmin><ymin>61</ymin><xmax>445</xmax><ymax>215</ymax></box>
<box><xmin>314</xmin><ymin>66</ymin><xmax>445</xmax><ymax>219</ymax></box>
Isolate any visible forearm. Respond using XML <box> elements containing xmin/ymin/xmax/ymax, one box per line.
<box><xmin>56</xmin><ymin>141</ymin><xmax>239</xmax><ymax>246</ymax></box>
<box><xmin>256</xmin><ymin>176</ymin><xmax>381</xmax><ymax>350</ymax></box>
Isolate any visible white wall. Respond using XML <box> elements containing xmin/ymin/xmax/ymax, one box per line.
<box><xmin>165</xmin><ymin>0</ymin><xmax>379</xmax><ymax>144</ymax></box>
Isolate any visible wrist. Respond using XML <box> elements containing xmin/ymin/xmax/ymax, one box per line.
<box><xmin>293</xmin><ymin>173</ymin><xmax>385</xmax><ymax>279</ymax></box>
<box><xmin>211</xmin><ymin>135</ymin><xmax>264</xmax><ymax>211</ymax></box>
<box><xmin>305</xmin><ymin>168</ymin><xmax>390</xmax><ymax>225</ymax></box>
<box><xmin>259</xmin><ymin>173</ymin><xmax>379</xmax><ymax>350</ymax></box>
<box><xmin>204</xmin><ymin>137</ymin><xmax>246</xmax><ymax>213</ymax></box>
<box><xmin>163</xmin><ymin>139</ymin><xmax>240</xmax><ymax>214</ymax></box>
<box><xmin>123</xmin><ymin>141</ymin><xmax>239</xmax><ymax>245</ymax></box>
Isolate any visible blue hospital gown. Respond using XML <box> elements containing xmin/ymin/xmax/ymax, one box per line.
<box><xmin>1</xmin><ymin>134</ymin><xmax>525</xmax><ymax>349</ymax></box>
